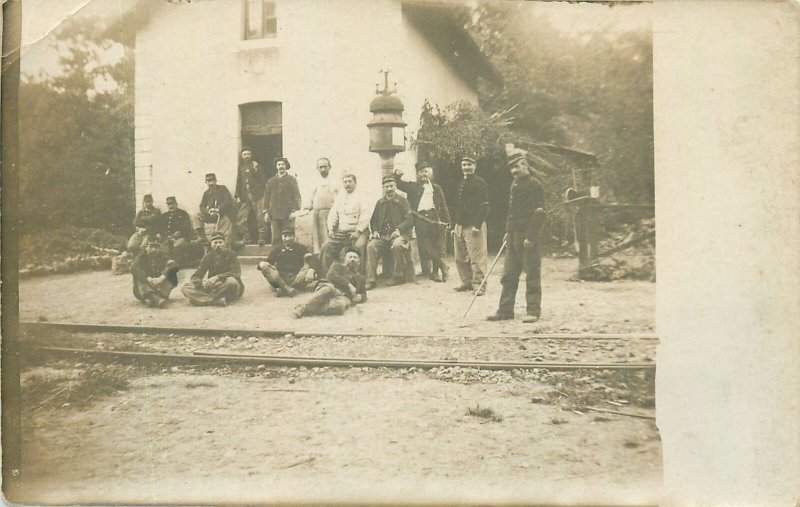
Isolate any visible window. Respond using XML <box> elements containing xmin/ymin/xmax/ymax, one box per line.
<box><xmin>244</xmin><ymin>0</ymin><xmax>277</xmax><ymax>40</ymax></box>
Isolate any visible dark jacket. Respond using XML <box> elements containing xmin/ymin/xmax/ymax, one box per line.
<box><xmin>452</xmin><ymin>175</ymin><xmax>489</xmax><ymax>228</ymax></box>
<box><xmin>321</xmin><ymin>260</ymin><xmax>367</xmax><ymax>301</ymax></box>
<box><xmin>133</xmin><ymin>206</ymin><xmax>162</xmax><ymax>236</ymax></box>
<box><xmin>160</xmin><ymin>208</ymin><xmax>193</xmax><ymax>240</ymax></box>
<box><xmin>266</xmin><ymin>242</ymin><xmax>311</xmax><ymax>279</ymax></box>
<box><xmin>199</xmin><ymin>184</ymin><xmax>237</xmax><ymax>219</ymax></box>
<box><xmin>191</xmin><ymin>248</ymin><xmax>245</xmax><ymax>296</ymax></box>
<box><xmin>130</xmin><ymin>250</ymin><xmax>179</xmax><ymax>300</ymax></box>
<box><xmin>394</xmin><ymin>177</ymin><xmax>451</xmax><ymax>223</ymax></box>
<box><xmin>262</xmin><ymin>174</ymin><xmax>302</xmax><ymax>220</ymax></box>
<box><xmin>506</xmin><ymin>175</ymin><xmax>546</xmax><ymax>242</ymax></box>
<box><xmin>369</xmin><ymin>194</ymin><xmax>413</xmax><ymax>239</ymax></box>
<box><xmin>235</xmin><ymin>160</ymin><xmax>267</xmax><ymax>203</ymax></box>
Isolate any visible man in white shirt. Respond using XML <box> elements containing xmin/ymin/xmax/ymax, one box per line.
<box><xmin>320</xmin><ymin>173</ymin><xmax>371</xmax><ymax>273</ymax></box>
<box><xmin>292</xmin><ymin>157</ymin><xmax>340</xmax><ymax>254</ymax></box>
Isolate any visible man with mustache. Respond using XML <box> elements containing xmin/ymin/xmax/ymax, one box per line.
<box><xmin>181</xmin><ymin>232</ymin><xmax>244</xmax><ymax>306</ymax></box>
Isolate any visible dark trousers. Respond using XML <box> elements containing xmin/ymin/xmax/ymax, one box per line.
<box><xmin>497</xmin><ymin>232</ymin><xmax>542</xmax><ymax>317</ymax></box>
<box><xmin>415</xmin><ymin>210</ymin><xmax>445</xmax><ymax>277</ymax></box>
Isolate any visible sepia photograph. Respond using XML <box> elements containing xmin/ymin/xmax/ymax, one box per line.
<box><xmin>4</xmin><ymin>0</ymin><xmax>660</xmax><ymax>503</ymax></box>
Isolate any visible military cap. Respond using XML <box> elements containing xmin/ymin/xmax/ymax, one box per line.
<box><xmin>506</xmin><ymin>152</ymin><xmax>526</xmax><ymax>169</ymax></box>
<box><xmin>209</xmin><ymin>232</ymin><xmax>226</xmax><ymax>242</ymax></box>
<box><xmin>143</xmin><ymin>194</ymin><xmax>154</xmax><ymax>202</ymax></box>
<box><xmin>166</xmin><ymin>196</ymin><xmax>177</xmax><ymax>204</ymax></box>
<box><xmin>240</xmin><ymin>146</ymin><xmax>252</xmax><ymax>153</ymax></box>
<box><xmin>461</xmin><ymin>155</ymin><xmax>476</xmax><ymax>164</ymax></box>
<box><xmin>343</xmin><ymin>246</ymin><xmax>361</xmax><ymax>257</ymax></box>
<box><xmin>205</xmin><ymin>173</ymin><xmax>217</xmax><ymax>181</ymax></box>
<box><xmin>281</xmin><ymin>226</ymin><xmax>296</xmax><ymax>235</ymax></box>
<box><xmin>145</xmin><ymin>236</ymin><xmax>161</xmax><ymax>247</ymax></box>
<box><xmin>381</xmin><ymin>175</ymin><xmax>396</xmax><ymax>184</ymax></box>
<box><xmin>415</xmin><ymin>161</ymin><xmax>432</xmax><ymax>171</ymax></box>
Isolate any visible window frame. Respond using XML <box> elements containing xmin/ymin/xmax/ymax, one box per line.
<box><xmin>243</xmin><ymin>0</ymin><xmax>277</xmax><ymax>41</ymax></box>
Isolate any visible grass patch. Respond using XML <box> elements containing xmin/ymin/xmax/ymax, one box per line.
<box><xmin>184</xmin><ymin>381</ymin><xmax>216</xmax><ymax>389</ymax></box>
<box><xmin>466</xmin><ymin>404</ymin><xmax>503</xmax><ymax>422</ymax></box>
<box><xmin>23</xmin><ymin>364</ymin><xmax>131</xmax><ymax>412</ymax></box>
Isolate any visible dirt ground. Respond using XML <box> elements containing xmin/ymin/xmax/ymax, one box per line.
<box><xmin>19</xmin><ymin>255</ymin><xmax>655</xmax><ymax>335</ymax></box>
<box><xmin>14</xmin><ymin>254</ymin><xmax>659</xmax><ymax>504</ymax></box>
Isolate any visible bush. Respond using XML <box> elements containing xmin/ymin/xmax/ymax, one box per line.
<box><xmin>19</xmin><ymin>226</ymin><xmax>126</xmax><ymax>276</ymax></box>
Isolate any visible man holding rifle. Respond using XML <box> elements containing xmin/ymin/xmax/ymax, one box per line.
<box><xmin>487</xmin><ymin>152</ymin><xmax>546</xmax><ymax>323</ymax></box>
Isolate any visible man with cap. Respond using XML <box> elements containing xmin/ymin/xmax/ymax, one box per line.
<box><xmin>262</xmin><ymin>157</ymin><xmax>302</xmax><ymax>248</ymax></box>
<box><xmin>293</xmin><ymin>246</ymin><xmax>367</xmax><ymax>318</ymax></box>
<box><xmin>257</xmin><ymin>227</ymin><xmax>318</xmax><ymax>297</ymax></box>
<box><xmin>366</xmin><ymin>175</ymin><xmax>414</xmax><ymax>288</ymax></box>
<box><xmin>130</xmin><ymin>236</ymin><xmax>180</xmax><ymax>308</ymax></box>
<box><xmin>320</xmin><ymin>172</ymin><xmax>370</xmax><ymax>273</ymax></box>
<box><xmin>181</xmin><ymin>232</ymin><xmax>244</xmax><ymax>306</ymax></box>
<box><xmin>127</xmin><ymin>194</ymin><xmax>162</xmax><ymax>254</ymax></box>
<box><xmin>393</xmin><ymin>162</ymin><xmax>451</xmax><ymax>282</ymax></box>
<box><xmin>487</xmin><ymin>152</ymin><xmax>546</xmax><ymax>323</ymax></box>
<box><xmin>193</xmin><ymin>173</ymin><xmax>237</xmax><ymax>248</ymax></box>
<box><xmin>292</xmin><ymin>157</ymin><xmax>340</xmax><ymax>254</ymax></box>
<box><xmin>235</xmin><ymin>147</ymin><xmax>269</xmax><ymax>245</ymax></box>
<box><xmin>160</xmin><ymin>196</ymin><xmax>195</xmax><ymax>266</ymax></box>
<box><xmin>451</xmin><ymin>156</ymin><xmax>490</xmax><ymax>295</ymax></box>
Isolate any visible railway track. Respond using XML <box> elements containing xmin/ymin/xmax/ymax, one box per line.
<box><xmin>22</xmin><ymin>321</ymin><xmax>656</xmax><ymax>372</ymax></box>
<box><xmin>20</xmin><ymin>321</ymin><xmax>658</xmax><ymax>342</ymax></box>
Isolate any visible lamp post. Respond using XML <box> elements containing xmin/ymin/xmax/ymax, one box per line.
<box><xmin>367</xmin><ymin>70</ymin><xmax>407</xmax><ymax>178</ymax></box>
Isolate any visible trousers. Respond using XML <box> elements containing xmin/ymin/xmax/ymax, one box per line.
<box><xmin>302</xmin><ymin>283</ymin><xmax>351</xmax><ymax>316</ymax></box>
<box><xmin>366</xmin><ymin>236</ymin><xmax>413</xmax><ymax>284</ymax></box>
<box><xmin>181</xmin><ymin>277</ymin><xmax>242</xmax><ymax>306</ymax></box>
<box><xmin>235</xmin><ymin>199</ymin><xmax>267</xmax><ymax>243</ymax></box>
<box><xmin>497</xmin><ymin>232</ymin><xmax>542</xmax><ymax>317</ymax></box>
<box><xmin>453</xmin><ymin>223</ymin><xmax>488</xmax><ymax>287</ymax></box>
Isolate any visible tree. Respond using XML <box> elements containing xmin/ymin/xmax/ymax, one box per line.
<box><xmin>19</xmin><ymin>16</ymin><xmax>135</xmax><ymax>234</ymax></box>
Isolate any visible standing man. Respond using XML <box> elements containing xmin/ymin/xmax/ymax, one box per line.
<box><xmin>320</xmin><ymin>173</ymin><xmax>370</xmax><ymax>273</ymax></box>
<box><xmin>181</xmin><ymin>232</ymin><xmax>244</xmax><ymax>306</ymax></box>
<box><xmin>451</xmin><ymin>156</ymin><xmax>489</xmax><ymax>295</ymax></box>
<box><xmin>160</xmin><ymin>196</ymin><xmax>195</xmax><ymax>266</ymax></box>
<box><xmin>293</xmin><ymin>157</ymin><xmax>339</xmax><ymax>254</ymax></box>
<box><xmin>487</xmin><ymin>152</ymin><xmax>546</xmax><ymax>323</ymax></box>
<box><xmin>394</xmin><ymin>162</ymin><xmax>451</xmax><ymax>282</ymax></box>
<box><xmin>257</xmin><ymin>227</ymin><xmax>317</xmax><ymax>297</ymax></box>
<box><xmin>263</xmin><ymin>157</ymin><xmax>302</xmax><ymax>248</ymax></box>
<box><xmin>293</xmin><ymin>247</ymin><xmax>367</xmax><ymax>318</ymax></box>
<box><xmin>366</xmin><ymin>176</ymin><xmax>414</xmax><ymax>288</ymax></box>
<box><xmin>193</xmin><ymin>173</ymin><xmax>237</xmax><ymax>248</ymax></box>
<box><xmin>235</xmin><ymin>147</ymin><xmax>269</xmax><ymax>246</ymax></box>
<box><xmin>130</xmin><ymin>237</ymin><xmax>180</xmax><ymax>308</ymax></box>
<box><xmin>127</xmin><ymin>194</ymin><xmax>161</xmax><ymax>254</ymax></box>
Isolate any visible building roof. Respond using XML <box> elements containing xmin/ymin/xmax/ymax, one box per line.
<box><xmin>401</xmin><ymin>0</ymin><xmax>502</xmax><ymax>90</ymax></box>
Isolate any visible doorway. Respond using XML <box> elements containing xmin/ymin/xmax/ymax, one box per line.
<box><xmin>240</xmin><ymin>101</ymin><xmax>282</xmax><ymax>243</ymax></box>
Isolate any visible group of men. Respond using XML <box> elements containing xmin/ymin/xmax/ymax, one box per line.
<box><xmin>129</xmin><ymin>149</ymin><xmax>545</xmax><ymax>322</ymax></box>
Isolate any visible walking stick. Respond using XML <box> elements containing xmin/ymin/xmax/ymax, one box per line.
<box><xmin>463</xmin><ymin>234</ymin><xmax>508</xmax><ymax>319</ymax></box>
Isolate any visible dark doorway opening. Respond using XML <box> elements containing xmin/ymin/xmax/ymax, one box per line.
<box><xmin>240</xmin><ymin>101</ymin><xmax>283</xmax><ymax>244</ymax></box>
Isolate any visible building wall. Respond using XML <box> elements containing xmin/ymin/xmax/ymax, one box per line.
<box><xmin>135</xmin><ymin>0</ymin><xmax>477</xmax><ymax>214</ymax></box>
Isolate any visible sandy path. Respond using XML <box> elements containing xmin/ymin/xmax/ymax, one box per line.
<box><xmin>19</xmin><ymin>371</ymin><xmax>661</xmax><ymax>504</ymax></box>
<box><xmin>19</xmin><ymin>256</ymin><xmax>655</xmax><ymax>335</ymax></box>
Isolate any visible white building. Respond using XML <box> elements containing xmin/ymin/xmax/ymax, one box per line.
<box><xmin>132</xmin><ymin>0</ymin><xmax>498</xmax><ymax>211</ymax></box>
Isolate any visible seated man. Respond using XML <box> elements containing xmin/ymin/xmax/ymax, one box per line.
<box><xmin>320</xmin><ymin>173</ymin><xmax>369</xmax><ymax>273</ymax></box>
<box><xmin>160</xmin><ymin>195</ymin><xmax>197</xmax><ymax>267</ymax></box>
<box><xmin>257</xmin><ymin>227</ymin><xmax>317</xmax><ymax>297</ymax></box>
<box><xmin>366</xmin><ymin>175</ymin><xmax>414</xmax><ymax>288</ymax></box>
<box><xmin>181</xmin><ymin>232</ymin><xmax>244</xmax><ymax>306</ymax></box>
<box><xmin>130</xmin><ymin>237</ymin><xmax>180</xmax><ymax>308</ymax></box>
<box><xmin>293</xmin><ymin>247</ymin><xmax>366</xmax><ymax>318</ymax></box>
<box><xmin>192</xmin><ymin>173</ymin><xmax>237</xmax><ymax>248</ymax></box>
<box><xmin>128</xmin><ymin>194</ymin><xmax>162</xmax><ymax>254</ymax></box>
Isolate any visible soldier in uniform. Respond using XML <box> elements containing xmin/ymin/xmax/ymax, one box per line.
<box><xmin>235</xmin><ymin>147</ymin><xmax>269</xmax><ymax>245</ymax></box>
<box><xmin>160</xmin><ymin>196</ymin><xmax>195</xmax><ymax>266</ymax></box>
<box><xmin>257</xmin><ymin>227</ymin><xmax>318</xmax><ymax>297</ymax></box>
<box><xmin>366</xmin><ymin>176</ymin><xmax>414</xmax><ymax>288</ymax></box>
<box><xmin>451</xmin><ymin>156</ymin><xmax>489</xmax><ymax>295</ymax></box>
<box><xmin>181</xmin><ymin>232</ymin><xmax>244</xmax><ymax>306</ymax></box>
<box><xmin>127</xmin><ymin>194</ymin><xmax>162</xmax><ymax>254</ymax></box>
<box><xmin>394</xmin><ymin>161</ymin><xmax>451</xmax><ymax>282</ymax></box>
<box><xmin>130</xmin><ymin>237</ymin><xmax>180</xmax><ymax>308</ymax></box>
<box><xmin>487</xmin><ymin>152</ymin><xmax>546</xmax><ymax>323</ymax></box>
<box><xmin>292</xmin><ymin>247</ymin><xmax>367</xmax><ymax>318</ymax></box>
<box><xmin>262</xmin><ymin>157</ymin><xmax>302</xmax><ymax>248</ymax></box>
<box><xmin>192</xmin><ymin>173</ymin><xmax>237</xmax><ymax>248</ymax></box>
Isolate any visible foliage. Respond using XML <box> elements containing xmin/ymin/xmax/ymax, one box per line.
<box><xmin>19</xmin><ymin>16</ymin><xmax>135</xmax><ymax>235</ymax></box>
<box><xmin>19</xmin><ymin>226</ymin><xmax>125</xmax><ymax>267</ymax></box>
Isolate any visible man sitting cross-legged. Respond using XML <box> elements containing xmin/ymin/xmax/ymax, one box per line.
<box><xmin>257</xmin><ymin>227</ymin><xmax>318</xmax><ymax>297</ymax></box>
<box><xmin>293</xmin><ymin>247</ymin><xmax>367</xmax><ymax>318</ymax></box>
<box><xmin>131</xmin><ymin>237</ymin><xmax>180</xmax><ymax>308</ymax></box>
<box><xmin>181</xmin><ymin>232</ymin><xmax>244</xmax><ymax>306</ymax></box>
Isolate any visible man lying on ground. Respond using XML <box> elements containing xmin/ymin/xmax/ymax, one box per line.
<box><xmin>257</xmin><ymin>227</ymin><xmax>317</xmax><ymax>297</ymax></box>
<box><xmin>131</xmin><ymin>237</ymin><xmax>180</xmax><ymax>308</ymax></box>
<box><xmin>293</xmin><ymin>247</ymin><xmax>366</xmax><ymax>318</ymax></box>
<box><xmin>181</xmin><ymin>232</ymin><xmax>244</xmax><ymax>306</ymax></box>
